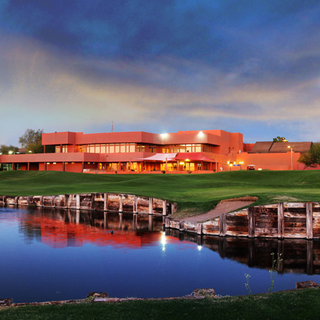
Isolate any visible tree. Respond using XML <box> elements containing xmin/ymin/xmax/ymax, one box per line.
<box><xmin>19</xmin><ymin>129</ymin><xmax>44</xmax><ymax>153</ymax></box>
<box><xmin>298</xmin><ymin>143</ymin><xmax>320</xmax><ymax>169</ymax></box>
<box><xmin>0</xmin><ymin>145</ymin><xmax>19</xmax><ymax>155</ymax></box>
<box><xmin>273</xmin><ymin>136</ymin><xmax>287</xmax><ymax>142</ymax></box>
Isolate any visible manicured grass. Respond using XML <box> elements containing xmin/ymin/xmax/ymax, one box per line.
<box><xmin>1</xmin><ymin>289</ymin><xmax>319</xmax><ymax>320</ymax></box>
<box><xmin>1</xmin><ymin>170</ymin><xmax>320</xmax><ymax>215</ymax></box>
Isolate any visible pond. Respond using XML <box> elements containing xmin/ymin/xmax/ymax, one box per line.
<box><xmin>1</xmin><ymin>206</ymin><xmax>320</xmax><ymax>303</ymax></box>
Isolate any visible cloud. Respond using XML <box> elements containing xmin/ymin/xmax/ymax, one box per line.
<box><xmin>1</xmin><ymin>1</ymin><xmax>320</xmax><ymax>144</ymax></box>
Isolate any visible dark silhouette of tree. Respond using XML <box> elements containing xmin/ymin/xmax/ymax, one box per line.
<box><xmin>19</xmin><ymin>129</ymin><xmax>44</xmax><ymax>153</ymax></box>
<box><xmin>273</xmin><ymin>136</ymin><xmax>286</xmax><ymax>142</ymax></box>
<box><xmin>298</xmin><ymin>143</ymin><xmax>320</xmax><ymax>169</ymax></box>
<box><xmin>0</xmin><ymin>145</ymin><xmax>19</xmax><ymax>154</ymax></box>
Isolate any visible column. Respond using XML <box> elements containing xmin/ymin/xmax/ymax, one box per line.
<box><xmin>248</xmin><ymin>206</ymin><xmax>255</xmax><ymax>238</ymax></box>
<box><xmin>119</xmin><ymin>195</ymin><xmax>123</xmax><ymax>212</ymax></box>
<box><xmin>27</xmin><ymin>163</ymin><xmax>30</xmax><ymax>171</ymax></box>
<box><xmin>149</xmin><ymin>197</ymin><xmax>153</xmax><ymax>214</ymax></box>
<box><xmin>162</xmin><ymin>200</ymin><xmax>167</xmax><ymax>216</ymax></box>
<box><xmin>277</xmin><ymin>203</ymin><xmax>284</xmax><ymax>239</ymax></box>
<box><xmin>104</xmin><ymin>193</ymin><xmax>108</xmax><ymax>211</ymax></box>
<box><xmin>306</xmin><ymin>202</ymin><xmax>313</xmax><ymax>240</ymax></box>
<box><xmin>219</xmin><ymin>214</ymin><xmax>226</xmax><ymax>236</ymax></box>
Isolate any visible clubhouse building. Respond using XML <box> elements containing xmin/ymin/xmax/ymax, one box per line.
<box><xmin>0</xmin><ymin>129</ymin><xmax>313</xmax><ymax>173</ymax></box>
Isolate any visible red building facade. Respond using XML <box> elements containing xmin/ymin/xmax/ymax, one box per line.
<box><xmin>0</xmin><ymin>129</ymin><xmax>314</xmax><ymax>173</ymax></box>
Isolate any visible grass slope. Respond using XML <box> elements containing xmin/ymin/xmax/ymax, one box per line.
<box><xmin>1</xmin><ymin>170</ymin><xmax>320</xmax><ymax>214</ymax></box>
<box><xmin>0</xmin><ymin>289</ymin><xmax>319</xmax><ymax>320</ymax></box>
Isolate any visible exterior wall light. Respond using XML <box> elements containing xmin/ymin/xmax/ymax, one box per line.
<box><xmin>198</xmin><ymin>131</ymin><xmax>204</xmax><ymax>137</ymax></box>
<box><xmin>179</xmin><ymin>161</ymin><xmax>185</xmax><ymax>165</ymax></box>
<box><xmin>8</xmin><ymin>151</ymin><xmax>13</xmax><ymax>154</ymax></box>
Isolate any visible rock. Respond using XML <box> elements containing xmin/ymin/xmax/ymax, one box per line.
<box><xmin>295</xmin><ymin>281</ymin><xmax>319</xmax><ymax>289</ymax></box>
<box><xmin>0</xmin><ymin>298</ymin><xmax>13</xmax><ymax>307</ymax></box>
<box><xmin>87</xmin><ymin>292</ymin><xmax>109</xmax><ymax>299</ymax></box>
<box><xmin>193</xmin><ymin>288</ymin><xmax>216</xmax><ymax>297</ymax></box>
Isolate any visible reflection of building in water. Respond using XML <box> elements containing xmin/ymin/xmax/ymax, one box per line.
<box><xmin>19</xmin><ymin>208</ymin><xmax>177</xmax><ymax>249</ymax></box>
<box><xmin>166</xmin><ymin>229</ymin><xmax>320</xmax><ymax>275</ymax></box>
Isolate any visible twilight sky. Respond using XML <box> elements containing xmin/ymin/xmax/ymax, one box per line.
<box><xmin>1</xmin><ymin>0</ymin><xmax>320</xmax><ymax>145</ymax></box>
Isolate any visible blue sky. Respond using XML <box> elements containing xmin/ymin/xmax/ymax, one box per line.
<box><xmin>1</xmin><ymin>0</ymin><xmax>320</xmax><ymax>145</ymax></box>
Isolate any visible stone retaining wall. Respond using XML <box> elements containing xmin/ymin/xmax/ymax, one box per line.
<box><xmin>165</xmin><ymin>202</ymin><xmax>320</xmax><ymax>239</ymax></box>
<box><xmin>0</xmin><ymin>194</ymin><xmax>177</xmax><ymax>216</ymax></box>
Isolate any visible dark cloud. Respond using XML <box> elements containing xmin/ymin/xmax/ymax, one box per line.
<box><xmin>2</xmin><ymin>0</ymin><xmax>318</xmax><ymax>62</ymax></box>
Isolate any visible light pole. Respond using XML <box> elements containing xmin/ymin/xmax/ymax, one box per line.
<box><xmin>287</xmin><ymin>145</ymin><xmax>293</xmax><ymax>170</ymax></box>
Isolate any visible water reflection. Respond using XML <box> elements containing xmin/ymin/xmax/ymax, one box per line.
<box><xmin>1</xmin><ymin>206</ymin><xmax>320</xmax><ymax>302</ymax></box>
<box><xmin>18</xmin><ymin>207</ymin><xmax>168</xmax><ymax>249</ymax></box>
<box><xmin>16</xmin><ymin>207</ymin><xmax>320</xmax><ymax>275</ymax></box>
<box><xmin>166</xmin><ymin>229</ymin><xmax>320</xmax><ymax>275</ymax></box>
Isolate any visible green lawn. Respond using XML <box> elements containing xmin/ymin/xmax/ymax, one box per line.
<box><xmin>1</xmin><ymin>289</ymin><xmax>319</xmax><ymax>320</ymax></box>
<box><xmin>1</xmin><ymin>170</ymin><xmax>320</xmax><ymax>215</ymax></box>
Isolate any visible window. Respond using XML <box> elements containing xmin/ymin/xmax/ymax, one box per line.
<box><xmin>130</xmin><ymin>144</ymin><xmax>135</xmax><ymax>152</ymax></box>
<box><xmin>120</xmin><ymin>143</ymin><xmax>126</xmax><ymax>153</ymax></box>
<box><xmin>109</xmin><ymin>144</ymin><xmax>114</xmax><ymax>153</ymax></box>
<box><xmin>101</xmin><ymin>144</ymin><xmax>106</xmax><ymax>153</ymax></box>
<box><xmin>115</xmin><ymin>145</ymin><xmax>120</xmax><ymax>153</ymax></box>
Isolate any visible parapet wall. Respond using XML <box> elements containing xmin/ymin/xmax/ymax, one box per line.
<box><xmin>165</xmin><ymin>202</ymin><xmax>320</xmax><ymax>239</ymax></box>
<box><xmin>0</xmin><ymin>194</ymin><xmax>177</xmax><ymax>216</ymax></box>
